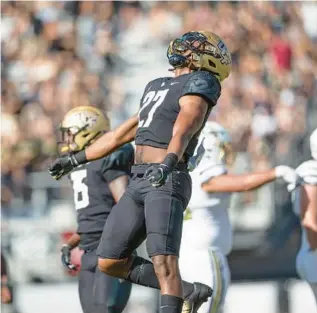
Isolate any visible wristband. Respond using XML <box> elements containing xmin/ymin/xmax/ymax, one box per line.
<box><xmin>70</xmin><ymin>150</ymin><xmax>88</xmax><ymax>166</ymax></box>
<box><xmin>162</xmin><ymin>153</ymin><xmax>178</xmax><ymax>173</ymax></box>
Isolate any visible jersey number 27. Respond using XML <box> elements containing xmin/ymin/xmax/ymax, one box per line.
<box><xmin>138</xmin><ymin>89</ymin><xmax>169</xmax><ymax>128</ymax></box>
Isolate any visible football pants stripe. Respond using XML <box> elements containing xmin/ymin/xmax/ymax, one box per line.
<box><xmin>209</xmin><ymin>251</ymin><xmax>225</xmax><ymax>313</ymax></box>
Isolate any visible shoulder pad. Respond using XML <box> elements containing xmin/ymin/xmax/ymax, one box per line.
<box><xmin>104</xmin><ymin>144</ymin><xmax>134</xmax><ymax>170</ymax></box>
<box><xmin>145</xmin><ymin>77</ymin><xmax>170</xmax><ymax>93</ymax></box>
<box><xmin>181</xmin><ymin>71</ymin><xmax>221</xmax><ymax>106</ymax></box>
<box><xmin>296</xmin><ymin>160</ymin><xmax>317</xmax><ymax>185</ymax></box>
<box><xmin>140</xmin><ymin>78</ymin><xmax>170</xmax><ymax>105</ymax></box>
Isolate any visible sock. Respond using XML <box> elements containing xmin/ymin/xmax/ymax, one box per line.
<box><xmin>160</xmin><ymin>294</ymin><xmax>183</xmax><ymax>313</ymax></box>
<box><xmin>126</xmin><ymin>256</ymin><xmax>160</xmax><ymax>288</ymax></box>
<box><xmin>126</xmin><ymin>256</ymin><xmax>194</xmax><ymax>297</ymax></box>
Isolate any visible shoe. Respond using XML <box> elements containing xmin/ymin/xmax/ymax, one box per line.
<box><xmin>182</xmin><ymin>282</ymin><xmax>213</xmax><ymax>313</ymax></box>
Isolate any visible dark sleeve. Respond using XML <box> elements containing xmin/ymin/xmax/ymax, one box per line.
<box><xmin>100</xmin><ymin>144</ymin><xmax>134</xmax><ymax>183</ymax></box>
<box><xmin>139</xmin><ymin>78</ymin><xmax>167</xmax><ymax>106</ymax></box>
<box><xmin>180</xmin><ymin>71</ymin><xmax>221</xmax><ymax>107</ymax></box>
<box><xmin>139</xmin><ymin>81</ymin><xmax>153</xmax><ymax>106</ymax></box>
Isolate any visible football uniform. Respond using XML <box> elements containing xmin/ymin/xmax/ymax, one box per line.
<box><xmin>179</xmin><ymin>144</ymin><xmax>232</xmax><ymax>313</ymax></box>
<box><xmin>70</xmin><ymin>143</ymin><xmax>134</xmax><ymax>313</ymax></box>
<box><xmin>97</xmin><ymin>71</ymin><xmax>221</xmax><ymax>260</ymax></box>
<box><xmin>292</xmin><ymin>160</ymin><xmax>317</xmax><ymax>301</ymax></box>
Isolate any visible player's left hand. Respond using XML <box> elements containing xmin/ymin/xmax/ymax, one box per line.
<box><xmin>61</xmin><ymin>245</ymin><xmax>77</xmax><ymax>271</ymax></box>
<box><xmin>275</xmin><ymin>165</ymin><xmax>298</xmax><ymax>186</ymax></box>
<box><xmin>48</xmin><ymin>155</ymin><xmax>76</xmax><ymax>180</ymax></box>
<box><xmin>145</xmin><ymin>164</ymin><xmax>169</xmax><ymax>188</ymax></box>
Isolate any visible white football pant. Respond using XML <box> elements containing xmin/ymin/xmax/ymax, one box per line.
<box><xmin>179</xmin><ymin>246</ymin><xmax>230</xmax><ymax>313</ymax></box>
<box><xmin>296</xmin><ymin>248</ymin><xmax>317</xmax><ymax>303</ymax></box>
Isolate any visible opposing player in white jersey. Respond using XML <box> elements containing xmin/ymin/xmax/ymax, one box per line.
<box><xmin>179</xmin><ymin>121</ymin><xmax>297</xmax><ymax>313</ymax></box>
<box><xmin>288</xmin><ymin>128</ymin><xmax>317</xmax><ymax>302</ymax></box>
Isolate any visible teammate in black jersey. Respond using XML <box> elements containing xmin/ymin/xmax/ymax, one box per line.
<box><xmin>57</xmin><ymin>106</ymin><xmax>133</xmax><ymax>313</ymax></box>
<box><xmin>49</xmin><ymin>31</ymin><xmax>232</xmax><ymax>313</ymax></box>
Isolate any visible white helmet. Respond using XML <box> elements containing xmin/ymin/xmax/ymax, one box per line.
<box><xmin>310</xmin><ymin>128</ymin><xmax>317</xmax><ymax>160</ymax></box>
<box><xmin>200</xmin><ymin>121</ymin><xmax>232</xmax><ymax>166</ymax></box>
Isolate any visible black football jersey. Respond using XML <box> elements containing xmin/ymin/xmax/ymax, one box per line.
<box><xmin>135</xmin><ymin>71</ymin><xmax>221</xmax><ymax>160</ymax></box>
<box><xmin>69</xmin><ymin>143</ymin><xmax>134</xmax><ymax>250</ymax></box>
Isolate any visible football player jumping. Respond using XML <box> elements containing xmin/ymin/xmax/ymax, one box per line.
<box><xmin>288</xmin><ymin>128</ymin><xmax>317</xmax><ymax>303</ymax></box>
<box><xmin>179</xmin><ymin>121</ymin><xmax>297</xmax><ymax>313</ymax></box>
<box><xmin>49</xmin><ymin>31</ymin><xmax>231</xmax><ymax>313</ymax></box>
<box><xmin>57</xmin><ymin>106</ymin><xmax>133</xmax><ymax>313</ymax></box>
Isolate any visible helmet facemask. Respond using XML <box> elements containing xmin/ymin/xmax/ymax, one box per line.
<box><xmin>167</xmin><ymin>31</ymin><xmax>231</xmax><ymax>82</ymax></box>
<box><xmin>58</xmin><ymin>124</ymin><xmax>98</xmax><ymax>156</ymax></box>
<box><xmin>57</xmin><ymin>106</ymin><xmax>110</xmax><ymax>156</ymax></box>
<box><xmin>167</xmin><ymin>32</ymin><xmax>209</xmax><ymax>70</ymax></box>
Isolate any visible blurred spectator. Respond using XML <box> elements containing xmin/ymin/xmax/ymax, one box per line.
<box><xmin>1</xmin><ymin>1</ymin><xmax>316</xmax><ymax>215</ymax></box>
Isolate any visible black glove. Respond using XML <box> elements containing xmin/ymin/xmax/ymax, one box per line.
<box><xmin>48</xmin><ymin>151</ymin><xmax>87</xmax><ymax>180</ymax></box>
<box><xmin>61</xmin><ymin>245</ymin><xmax>77</xmax><ymax>271</ymax></box>
<box><xmin>144</xmin><ymin>153</ymin><xmax>178</xmax><ymax>188</ymax></box>
<box><xmin>145</xmin><ymin>164</ymin><xmax>170</xmax><ymax>188</ymax></box>
<box><xmin>48</xmin><ymin>156</ymin><xmax>75</xmax><ymax>180</ymax></box>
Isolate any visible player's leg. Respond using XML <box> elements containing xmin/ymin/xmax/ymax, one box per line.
<box><xmin>97</xmin><ymin>184</ymin><xmax>147</xmax><ymax>278</ymax></box>
<box><xmin>199</xmin><ymin>250</ymin><xmax>230</xmax><ymax>313</ymax></box>
<box><xmin>296</xmin><ymin>249</ymin><xmax>317</xmax><ymax>304</ymax></box>
<box><xmin>97</xmin><ymin>176</ymin><xmax>171</xmax><ymax>289</ymax></box>
<box><xmin>97</xmin><ymin>171</ymin><xmax>210</xmax><ymax>312</ymax></box>
<box><xmin>78</xmin><ymin>251</ymin><xmax>96</xmax><ymax>313</ymax></box>
<box><xmin>145</xmin><ymin>170</ymin><xmax>212</xmax><ymax>313</ymax></box>
<box><xmin>179</xmin><ymin>243</ymin><xmax>230</xmax><ymax>313</ymax></box>
<box><xmin>308</xmin><ymin>283</ymin><xmax>317</xmax><ymax>304</ymax></box>
<box><xmin>92</xmin><ymin>265</ymin><xmax>132</xmax><ymax>313</ymax></box>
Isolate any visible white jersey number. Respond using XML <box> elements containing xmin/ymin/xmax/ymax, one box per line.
<box><xmin>138</xmin><ymin>89</ymin><xmax>169</xmax><ymax>128</ymax></box>
<box><xmin>70</xmin><ymin>169</ymin><xmax>89</xmax><ymax>210</ymax></box>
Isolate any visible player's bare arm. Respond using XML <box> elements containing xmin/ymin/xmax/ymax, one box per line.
<box><xmin>49</xmin><ymin>114</ymin><xmax>138</xmax><ymax>180</ymax></box>
<box><xmin>168</xmin><ymin>95</ymin><xmax>209</xmax><ymax>160</ymax></box>
<box><xmin>85</xmin><ymin>114</ymin><xmax>138</xmax><ymax>161</ymax></box>
<box><xmin>202</xmin><ymin>170</ymin><xmax>276</xmax><ymax>193</ymax></box>
<box><xmin>109</xmin><ymin>175</ymin><xmax>129</xmax><ymax>203</ymax></box>
<box><xmin>66</xmin><ymin>233</ymin><xmax>81</xmax><ymax>249</ymax></box>
<box><xmin>300</xmin><ymin>184</ymin><xmax>317</xmax><ymax>250</ymax></box>
<box><xmin>202</xmin><ymin>166</ymin><xmax>296</xmax><ymax>193</ymax></box>
<box><xmin>144</xmin><ymin>95</ymin><xmax>209</xmax><ymax>188</ymax></box>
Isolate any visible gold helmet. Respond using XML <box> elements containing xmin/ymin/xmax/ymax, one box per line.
<box><xmin>167</xmin><ymin>31</ymin><xmax>231</xmax><ymax>82</ymax></box>
<box><xmin>201</xmin><ymin>121</ymin><xmax>235</xmax><ymax>166</ymax></box>
<box><xmin>58</xmin><ymin>106</ymin><xmax>110</xmax><ymax>154</ymax></box>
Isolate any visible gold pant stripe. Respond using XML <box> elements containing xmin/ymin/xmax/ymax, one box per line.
<box><xmin>209</xmin><ymin>251</ymin><xmax>223</xmax><ymax>313</ymax></box>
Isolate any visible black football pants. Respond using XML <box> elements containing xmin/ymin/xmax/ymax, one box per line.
<box><xmin>78</xmin><ymin>249</ymin><xmax>132</xmax><ymax>313</ymax></box>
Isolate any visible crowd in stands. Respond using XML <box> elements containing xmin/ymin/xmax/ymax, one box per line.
<box><xmin>1</xmin><ymin>1</ymin><xmax>317</xmax><ymax>211</ymax></box>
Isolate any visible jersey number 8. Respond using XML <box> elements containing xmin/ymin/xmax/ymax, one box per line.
<box><xmin>70</xmin><ymin>169</ymin><xmax>90</xmax><ymax>210</ymax></box>
<box><xmin>138</xmin><ymin>89</ymin><xmax>169</xmax><ymax>128</ymax></box>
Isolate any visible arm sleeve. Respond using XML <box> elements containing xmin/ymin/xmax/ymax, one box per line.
<box><xmin>180</xmin><ymin>71</ymin><xmax>221</xmax><ymax>107</ymax></box>
<box><xmin>101</xmin><ymin>144</ymin><xmax>134</xmax><ymax>183</ymax></box>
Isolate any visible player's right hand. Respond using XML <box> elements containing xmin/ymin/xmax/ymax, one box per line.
<box><xmin>61</xmin><ymin>245</ymin><xmax>77</xmax><ymax>271</ymax></box>
<box><xmin>275</xmin><ymin>166</ymin><xmax>297</xmax><ymax>184</ymax></box>
<box><xmin>48</xmin><ymin>156</ymin><xmax>76</xmax><ymax>180</ymax></box>
<box><xmin>145</xmin><ymin>164</ymin><xmax>169</xmax><ymax>187</ymax></box>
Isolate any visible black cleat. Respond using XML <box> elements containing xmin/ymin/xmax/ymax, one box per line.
<box><xmin>182</xmin><ymin>282</ymin><xmax>213</xmax><ymax>313</ymax></box>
